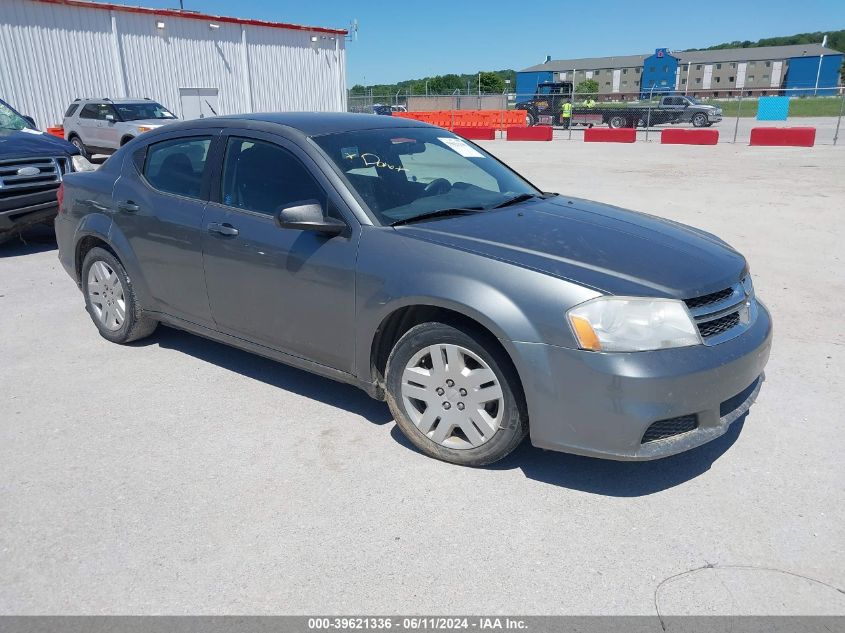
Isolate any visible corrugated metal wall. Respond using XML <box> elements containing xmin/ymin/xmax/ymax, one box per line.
<box><xmin>0</xmin><ymin>0</ymin><xmax>346</xmax><ymax>128</ymax></box>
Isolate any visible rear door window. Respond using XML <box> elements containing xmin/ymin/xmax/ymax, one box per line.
<box><xmin>143</xmin><ymin>136</ymin><xmax>212</xmax><ymax>200</ymax></box>
<box><xmin>79</xmin><ymin>104</ymin><xmax>99</xmax><ymax>119</ymax></box>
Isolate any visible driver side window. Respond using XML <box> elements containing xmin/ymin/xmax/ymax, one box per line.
<box><xmin>398</xmin><ymin>143</ymin><xmax>498</xmax><ymax>192</ymax></box>
<box><xmin>220</xmin><ymin>137</ymin><xmax>327</xmax><ymax>216</ymax></box>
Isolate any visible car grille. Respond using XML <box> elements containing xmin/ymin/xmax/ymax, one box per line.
<box><xmin>641</xmin><ymin>414</ymin><xmax>698</xmax><ymax>444</ymax></box>
<box><xmin>684</xmin><ymin>277</ymin><xmax>753</xmax><ymax>345</ymax></box>
<box><xmin>0</xmin><ymin>156</ymin><xmax>67</xmax><ymax>200</ymax></box>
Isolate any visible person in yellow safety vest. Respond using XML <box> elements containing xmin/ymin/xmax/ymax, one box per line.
<box><xmin>584</xmin><ymin>98</ymin><xmax>596</xmax><ymax>108</ymax></box>
<box><xmin>561</xmin><ymin>99</ymin><xmax>573</xmax><ymax>128</ymax></box>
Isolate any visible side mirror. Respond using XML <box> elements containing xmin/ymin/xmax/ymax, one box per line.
<box><xmin>105</xmin><ymin>114</ymin><xmax>115</xmax><ymax>122</ymax></box>
<box><xmin>23</xmin><ymin>115</ymin><xmax>36</xmax><ymax>129</ymax></box>
<box><xmin>275</xmin><ymin>200</ymin><xmax>345</xmax><ymax>236</ymax></box>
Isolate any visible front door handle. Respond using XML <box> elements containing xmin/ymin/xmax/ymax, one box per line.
<box><xmin>207</xmin><ymin>222</ymin><xmax>239</xmax><ymax>237</ymax></box>
<box><xmin>117</xmin><ymin>200</ymin><xmax>139</xmax><ymax>213</ymax></box>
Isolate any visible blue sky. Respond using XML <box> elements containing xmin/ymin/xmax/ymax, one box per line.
<box><xmin>114</xmin><ymin>0</ymin><xmax>844</xmax><ymax>85</ymax></box>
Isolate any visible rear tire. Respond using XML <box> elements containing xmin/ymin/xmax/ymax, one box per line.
<box><xmin>69</xmin><ymin>136</ymin><xmax>90</xmax><ymax>160</ymax></box>
<box><xmin>525</xmin><ymin>111</ymin><xmax>537</xmax><ymax>127</ymax></box>
<box><xmin>608</xmin><ymin>115</ymin><xmax>625</xmax><ymax>128</ymax></box>
<box><xmin>385</xmin><ymin>322</ymin><xmax>527</xmax><ymax>466</ymax></box>
<box><xmin>81</xmin><ymin>247</ymin><xmax>157</xmax><ymax>344</ymax></box>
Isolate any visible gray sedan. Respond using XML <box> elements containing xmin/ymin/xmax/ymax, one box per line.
<box><xmin>55</xmin><ymin>113</ymin><xmax>771</xmax><ymax>466</ymax></box>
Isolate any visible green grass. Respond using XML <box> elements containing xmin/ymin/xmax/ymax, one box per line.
<box><xmin>702</xmin><ymin>96</ymin><xmax>844</xmax><ymax>118</ymax></box>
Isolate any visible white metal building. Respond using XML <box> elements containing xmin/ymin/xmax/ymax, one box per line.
<box><xmin>0</xmin><ymin>0</ymin><xmax>348</xmax><ymax>128</ymax></box>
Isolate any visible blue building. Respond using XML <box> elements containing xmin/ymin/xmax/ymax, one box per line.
<box><xmin>640</xmin><ymin>48</ymin><xmax>680</xmax><ymax>97</ymax></box>
<box><xmin>517</xmin><ymin>43</ymin><xmax>843</xmax><ymax>100</ymax></box>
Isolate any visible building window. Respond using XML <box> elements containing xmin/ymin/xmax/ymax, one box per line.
<box><xmin>747</xmin><ymin>75</ymin><xmax>755</xmax><ymax>81</ymax></box>
<box><xmin>715</xmin><ymin>77</ymin><xmax>721</xmax><ymax>83</ymax></box>
<box><xmin>622</xmin><ymin>68</ymin><xmax>627</xmax><ymax>74</ymax></box>
<box><xmin>762</xmin><ymin>74</ymin><xmax>769</xmax><ymax>80</ymax></box>
<box><xmin>636</xmin><ymin>67</ymin><xmax>641</xmax><ymax>73</ymax></box>
<box><xmin>695</xmin><ymin>78</ymin><xmax>701</xmax><ymax>84</ymax></box>
<box><xmin>622</xmin><ymin>80</ymin><xmax>628</xmax><ymax>87</ymax></box>
<box><xmin>696</xmin><ymin>65</ymin><xmax>702</xmax><ymax>70</ymax></box>
<box><xmin>681</xmin><ymin>78</ymin><xmax>687</xmax><ymax>84</ymax></box>
<box><xmin>634</xmin><ymin>80</ymin><xmax>640</xmax><ymax>86</ymax></box>
<box><xmin>730</xmin><ymin>63</ymin><xmax>736</xmax><ymax>69</ymax></box>
<box><xmin>605</xmin><ymin>81</ymin><xmax>611</xmax><ymax>86</ymax></box>
<box><xmin>729</xmin><ymin>76</ymin><xmax>734</xmax><ymax>82</ymax></box>
<box><xmin>748</xmin><ymin>61</ymin><xmax>756</xmax><ymax>67</ymax></box>
<box><xmin>716</xmin><ymin>63</ymin><xmax>722</xmax><ymax>70</ymax></box>
<box><xmin>765</xmin><ymin>61</ymin><xmax>771</xmax><ymax>67</ymax></box>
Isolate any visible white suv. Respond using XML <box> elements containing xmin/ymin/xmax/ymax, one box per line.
<box><xmin>63</xmin><ymin>98</ymin><xmax>178</xmax><ymax>158</ymax></box>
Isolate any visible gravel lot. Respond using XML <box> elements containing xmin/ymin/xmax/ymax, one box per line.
<box><xmin>1</xmin><ymin>141</ymin><xmax>843</xmax><ymax>615</ymax></box>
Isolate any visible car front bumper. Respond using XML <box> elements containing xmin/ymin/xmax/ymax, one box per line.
<box><xmin>708</xmin><ymin>112</ymin><xmax>722</xmax><ymax>123</ymax></box>
<box><xmin>513</xmin><ymin>300</ymin><xmax>772</xmax><ymax>460</ymax></box>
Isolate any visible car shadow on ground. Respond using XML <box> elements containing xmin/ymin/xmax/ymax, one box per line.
<box><xmin>148</xmin><ymin>325</ymin><xmax>744</xmax><ymax>496</ymax></box>
<box><xmin>148</xmin><ymin>326</ymin><xmax>394</xmax><ymax>426</ymax></box>
<box><xmin>391</xmin><ymin>415</ymin><xmax>746</xmax><ymax>497</ymax></box>
<box><xmin>0</xmin><ymin>224</ymin><xmax>57</xmax><ymax>257</ymax></box>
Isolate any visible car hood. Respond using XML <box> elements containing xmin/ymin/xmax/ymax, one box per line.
<box><xmin>0</xmin><ymin>127</ymin><xmax>78</xmax><ymax>158</ymax></box>
<box><xmin>395</xmin><ymin>197</ymin><xmax>747</xmax><ymax>298</ymax></box>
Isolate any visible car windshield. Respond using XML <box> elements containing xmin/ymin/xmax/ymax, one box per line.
<box><xmin>312</xmin><ymin>127</ymin><xmax>540</xmax><ymax>225</ymax></box>
<box><xmin>686</xmin><ymin>97</ymin><xmax>702</xmax><ymax>105</ymax></box>
<box><xmin>113</xmin><ymin>102</ymin><xmax>176</xmax><ymax>121</ymax></box>
<box><xmin>0</xmin><ymin>101</ymin><xmax>33</xmax><ymax>131</ymax></box>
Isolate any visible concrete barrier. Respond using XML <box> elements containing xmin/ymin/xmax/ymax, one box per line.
<box><xmin>584</xmin><ymin>128</ymin><xmax>636</xmax><ymax>143</ymax></box>
<box><xmin>452</xmin><ymin>127</ymin><xmax>496</xmax><ymax>141</ymax></box>
<box><xmin>661</xmin><ymin>129</ymin><xmax>719</xmax><ymax>145</ymax></box>
<box><xmin>507</xmin><ymin>126</ymin><xmax>553</xmax><ymax>141</ymax></box>
<box><xmin>749</xmin><ymin>127</ymin><xmax>816</xmax><ymax>147</ymax></box>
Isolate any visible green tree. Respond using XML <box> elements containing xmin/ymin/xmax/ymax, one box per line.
<box><xmin>478</xmin><ymin>71</ymin><xmax>505</xmax><ymax>93</ymax></box>
<box><xmin>575</xmin><ymin>79</ymin><xmax>599</xmax><ymax>100</ymax></box>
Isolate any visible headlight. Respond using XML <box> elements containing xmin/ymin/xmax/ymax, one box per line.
<box><xmin>567</xmin><ymin>297</ymin><xmax>701</xmax><ymax>352</ymax></box>
<box><xmin>71</xmin><ymin>154</ymin><xmax>95</xmax><ymax>172</ymax></box>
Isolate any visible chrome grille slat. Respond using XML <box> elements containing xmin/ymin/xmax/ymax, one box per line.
<box><xmin>0</xmin><ymin>156</ymin><xmax>63</xmax><ymax>196</ymax></box>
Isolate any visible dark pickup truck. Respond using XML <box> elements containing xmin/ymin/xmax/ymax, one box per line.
<box><xmin>516</xmin><ymin>84</ymin><xmax>722</xmax><ymax>128</ymax></box>
<box><xmin>0</xmin><ymin>99</ymin><xmax>87</xmax><ymax>244</ymax></box>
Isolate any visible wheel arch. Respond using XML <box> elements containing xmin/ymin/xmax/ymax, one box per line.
<box><xmin>73</xmin><ymin>218</ymin><xmax>155</xmax><ymax>310</ymax></box>
<box><xmin>368</xmin><ymin>301</ymin><xmax>529</xmax><ymax>417</ymax></box>
<box><xmin>120</xmin><ymin>135</ymin><xmax>135</xmax><ymax>146</ymax></box>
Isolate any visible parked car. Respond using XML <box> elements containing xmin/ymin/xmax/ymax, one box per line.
<box><xmin>55</xmin><ymin>113</ymin><xmax>771</xmax><ymax>466</ymax></box>
<box><xmin>0</xmin><ymin>98</ymin><xmax>94</xmax><ymax>244</ymax></box>
<box><xmin>63</xmin><ymin>98</ymin><xmax>178</xmax><ymax>158</ymax></box>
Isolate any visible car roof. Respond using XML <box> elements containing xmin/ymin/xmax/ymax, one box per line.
<box><xmin>76</xmin><ymin>98</ymin><xmax>161</xmax><ymax>104</ymax></box>
<box><xmin>150</xmin><ymin>112</ymin><xmax>432</xmax><ymax>137</ymax></box>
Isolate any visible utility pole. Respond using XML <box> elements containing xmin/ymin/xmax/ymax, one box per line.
<box><xmin>814</xmin><ymin>34</ymin><xmax>828</xmax><ymax>96</ymax></box>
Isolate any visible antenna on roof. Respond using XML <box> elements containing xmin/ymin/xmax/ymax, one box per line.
<box><xmin>347</xmin><ymin>18</ymin><xmax>358</xmax><ymax>42</ymax></box>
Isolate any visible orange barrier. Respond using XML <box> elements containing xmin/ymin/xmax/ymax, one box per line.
<box><xmin>46</xmin><ymin>126</ymin><xmax>64</xmax><ymax>139</ymax></box>
<box><xmin>393</xmin><ymin>110</ymin><xmax>525</xmax><ymax>131</ymax></box>
<box><xmin>452</xmin><ymin>127</ymin><xmax>496</xmax><ymax>140</ymax></box>
<box><xmin>507</xmin><ymin>126</ymin><xmax>553</xmax><ymax>141</ymax></box>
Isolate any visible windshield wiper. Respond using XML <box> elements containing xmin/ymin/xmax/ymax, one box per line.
<box><xmin>390</xmin><ymin>207</ymin><xmax>485</xmax><ymax>227</ymax></box>
<box><xmin>490</xmin><ymin>193</ymin><xmax>539</xmax><ymax>209</ymax></box>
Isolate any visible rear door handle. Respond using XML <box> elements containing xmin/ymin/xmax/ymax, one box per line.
<box><xmin>207</xmin><ymin>222</ymin><xmax>239</xmax><ymax>237</ymax></box>
<box><xmin>117</xmin><ymin>200</ymin><xmax>139</xmax><ymax>213</ymax></box>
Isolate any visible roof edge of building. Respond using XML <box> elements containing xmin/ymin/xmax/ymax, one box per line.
<box><xmin>30</xmin><ymin>0</ymin><xmax>349</xmax><ymax>35</ymax></box>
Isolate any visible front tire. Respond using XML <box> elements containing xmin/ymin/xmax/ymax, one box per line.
<box><xmin>69</xmin><ymin>136</ymin><xmax>90</xmax><ymax>160</ymax></box>
<box><xmin>81</xmin><ymin>247</ymin><xmax>157</xmax><ymax>344</ymax></box>
<box><xmin>385</xmin><ymin>322</ymin><xmax>527</xmax><ymax>466</ymax></box>
<box><xmin>608</xmin><ymin>115</ymin><xmax>625</xmax><ymax>128</ymax></box>
<box><xmin>692</xmin><ymin>113</ymin><xmax>708</xmax><ymax>127</ymax></box>
<box><xmin>525</xmin><ymin>111</ymin><xmax>536</xmax><ymax>127</ymax></box>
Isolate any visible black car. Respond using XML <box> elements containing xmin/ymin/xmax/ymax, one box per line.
<box><xmin>0</xmin><ymin>99</ymin><xmax>94</xmax><ymax>244</ymax></box>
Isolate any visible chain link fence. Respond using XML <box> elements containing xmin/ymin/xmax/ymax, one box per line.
<box><xmin>348</xmin><ymin>87</ymin><xmax>845</xmax><ymax>145</ymax></box>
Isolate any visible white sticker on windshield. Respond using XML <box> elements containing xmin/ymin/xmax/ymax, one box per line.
<box><xmin>438</xmin><ymin>137</ymin><xmax>484</xmax><ymax>158</ymax></box>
